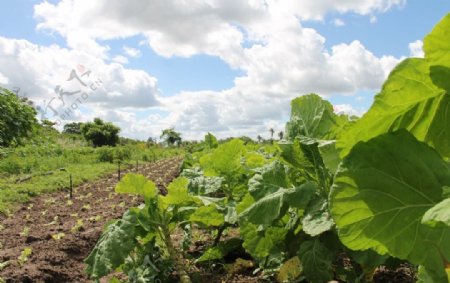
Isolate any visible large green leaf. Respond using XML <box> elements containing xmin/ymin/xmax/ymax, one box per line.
<box><xmin>330</xmin><ymin>131</ymin><xmax>450</xmax><ymax>281</ymax></box>
<box><xmin>196</xmin><ymin>238</ymin><xmax>243</xmax><ymax>262</ymax></box>
<box><xmin>286</xmin><ymin>94</ymin><xmax>340</xmax><ymax>140</ymax></box>
<box><xmin>85</xmin><ymin>210</ymin><xmax>139</xmax><ymax>279</ymax></box>
<box><xmin>248</xmin><ymin>161</ymin><xmax>288</xmax><ymax>200</ymax></box>
<box><xmin>337</xmin><ymin>58</ymin><xmax>450</xmax><ymax>159</ymax></box>
<box><xmin>199</xmin><ymin>139</ymin><xmax>245</xmax><ymax>179</ymax></box>
<box><xmin>189</xmin><ymin>204</ymin><xmax>224</xmax><ymax>226</ymax></box>
<box><xmin>298</xmin><ymin>239</ymin><xmax>333</xmax><ymax>283</ymax></box>
<box><xmin>241</xmin><ymin>223</ymin><xmax>287</xmax><ymax>263</ymax></box>
<box><xmin>160</xmin><ymin>177</ymin><xmax>193</xmax><ymax>207</ymax></box>
<box><xmin>240</xmin><ymin>183</ymin><xmax>315</xmax><ymax>225</ymax></box>
<box><xmin>204</xmin><ymin>132</ymin><xmax>219</xmax><ymax>149</ymax></box>
<box><xmin>302</xmin><ymin>196</ymin><xmax>334</xmax><ymax>237</ymax></box>
<box><xmin>115</xmin><ymin>174</ymin><xmax>157</xmax><ymax>202</ymax></box>
<box><xmin>424</xmin><ymin>13</ymin><xmax>450</xmax><ymax>68</ymax></box>
<box><xmin>422</xmin><ymin>198</ymin><xmax>450</xmax><ymax>228</ymax></box>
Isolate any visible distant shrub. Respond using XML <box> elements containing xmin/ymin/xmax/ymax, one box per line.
<box><xmin>97</xmin><ymin>147</ymin><xmax>115</xmax><ymax>163</ymax></box>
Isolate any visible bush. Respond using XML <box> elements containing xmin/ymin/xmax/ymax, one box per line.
<box><xmin>81</xmin><ymin>118</ymin><xmax>120</xmax><ymax>147</ymax></box>
<box><xmin>0</xmin><ymin>88</ymin><xmax>39</xmax><ymax>147</ymax></box>
<box><xmin>97</xmin><ymin>147</ymin><xmax>115</xmax><ymax>163</ymax></box>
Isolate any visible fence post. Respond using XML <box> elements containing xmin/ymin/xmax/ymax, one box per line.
<box><xmin>118</xmin><ymin>160</ymin><xmax>121</xmax><ymax>181</ymax></box>
<box><xmin>69</xmin><ymin>174</ymin><xmax>73</xmax><ymax>199</ymax></box>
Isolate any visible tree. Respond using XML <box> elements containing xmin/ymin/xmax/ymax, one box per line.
<box><xmin>269</xmin><ymin>128</ymin><xmax>274</xmax><ymax>140</ymax></box>
<box><xmin>257</xmin><ymin>135</ymin><xmax>263</xmax><ymax>143</ymax></box>
<box><xmin>0</xmin><ymin>88</ymin><xmax>39</xmax><ymax>147</ymax></box>
<box><xmin>81</xmin><ymin>118</ymin><xmax>120</xmax><ymax>147</ymax></box>
<box><xmin>63</xmin><ymin>122</ymin><xmax>84</xmax><ymax>135</ymax></box>
<box><xmin>278</xmin><ymin>131</ymin><xmax>284</xmax><ymax>140</ymax></box>
<box><xmin>160</xmin><ymin>128</ymin><xmax>182</xmax><ymax>146</ymax></box>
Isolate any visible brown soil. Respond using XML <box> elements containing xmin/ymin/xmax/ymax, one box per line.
<box><xmin>0</xmin><ymin>157</ymin><xmax>183</xmax><ymax>283</ymax></box>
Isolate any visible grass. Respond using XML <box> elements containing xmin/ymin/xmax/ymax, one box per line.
<box><xmin>0</xmin><ymin>141</ymin><xmax>184</xmax><ymax>215</ymax></box>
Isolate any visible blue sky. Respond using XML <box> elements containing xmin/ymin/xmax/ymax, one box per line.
<box><xmin>0</xmin><ymin>1</ymin><xmax>448</xmax><ymax>140</ymax></box>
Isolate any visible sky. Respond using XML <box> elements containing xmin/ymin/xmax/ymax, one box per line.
<box><xmin>0</xmin><ymin>0</ymin><xmax>449</xmax><ymax>141</ymax></box>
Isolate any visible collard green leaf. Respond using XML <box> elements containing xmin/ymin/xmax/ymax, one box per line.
<box><xmin>279</xmin><ymin>138</ymin><xmax>312</xmax><ymax>171</ymax></box>
<box><xmin>286</xmin><ymin>94</ymin><xmax>340</xmax><ymax>140</ymax></box>
<box><xmin>422</xmin><ymin>198</ymin><xmax>450</xmax><ymax>228</ymax></box>
<box><xmin>241</xmin><ymin>223</ymin><xmax>287</xmax><ymax>262</ymax></box>
<box><xmin>196</xmin><ymin>238</ymin><xmax>243</xmax><ymax>262</ymax></box>
<box><xmin>160</xmin><ymin>177</ymin><xmax>193</xmax><ymax>207</ymax></box>
<box><xmin>115</xmin><ymin>174</ymin><xmax>157</xmax><ymax>201</ymax></box>
<box><xmin>318</xmin><ymin>140</ymin><xmax>341</xmax><ymax>173</ymax></box>
<box><xmin>284</xmin><ymin>182</ymin><xmax>316</xmax><ymax>209</ymax></box>
<box><xmin>85</xmin><ymin>210</ymin><xmax>139</xmax><ymax>279</ymax></box>
<box><xmin>199</xmin><ymin>139</ymin><xmax>245</xmax><ymax>179</ymax></box>
<box><xmin>248</xmin><ymin>161</ymin><xmax>288</xmax><ymax>201</ymax></box>
<box><xmin>330</xmin><ymin>130</ymin><xmax>450</xmax><ymax>280</ymax></box>
<box><xmin>240</xmin><ymin>183</ymin><xmax>315</xmax><ymax>225</ymax></box>
<box><xmin>424</xmin><ymin>13</ymin><xmax>450</xmax><ymax>68</ymax></box>
<box><xmin>239</xmin><ymin>189</ymin><xmax>285</xmax><ymax>225</ymax></box>
<box><xmin>189</xmin><ymin>204</ymin><xmax>224</xmax><ymax>226</ymax></box>
<box><xmin>188</xmin><ymin>175</ymin><xmax>224</xmax><ymax>195</ymax></box>
<box><xmin>337</xmin><ymin>58</ymin><xmax>450</xmax><ymax>159</ymax></box>
<box><xmin>245</xmin><ymin>152</ymin><xmax>267</xmax><ymax>169</ymax></box>
<box><xmin>204</xmin><ymin>132</ymin><xmax>219</xmax><ymax>149</ymax></box>
<box><xmin>302</xmin><ymin>196</ymin><xmax>334</xmax><ymax>237</ymax></box>
<box><xmin>298</xmin><ymin>239</ymin><xmax>333</xmax><ymax>283</ymax></box>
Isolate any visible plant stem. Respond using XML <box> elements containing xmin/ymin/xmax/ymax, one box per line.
<box><xmin>161</xmin><ymin>226</ymin><xmax>192</xmax><ymax>283</ymax></box>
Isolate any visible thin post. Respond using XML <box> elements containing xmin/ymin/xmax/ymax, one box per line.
<box><xmin>69</xmin><ymin>174</ymin><xmax>73</xmax><ymax>199</ymax></box>
<box><xmin>118</xmin><ymin>160</ymin><xmax>121</xmax><ymax>181</ymax></box>
<box><xmin>136</xmin><ymin>160</ymin><xmax>139</xmax><ymax>172</ymax></box>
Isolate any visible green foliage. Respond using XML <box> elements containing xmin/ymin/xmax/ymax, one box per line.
<box><xmin>204</xmin><ymin>132</ymin><xmax>218</xmax><ymax>149</ymax></box>
<box><xmin>81</xmin><ymin>118</ymin><xmax>120</xmax><ymax>147</ymax></box>
<box><xmin>161</xmin><ymin>128</ymin><xmax>182</xmax><ymax>146</ymax></box>
<box><xmin>0</xmin><ymin>88</ymin><xmax>39</xmax><ymax>147</ymax></box>
<box><xmin>337</xmin><ymin>15</ymin><xmax>450</xmax><ymax>159</ymax></box>
<box><xmin>286</xmin><ymin>94</ymin><xmax>348</xmax><ymax>140</ymax></box>
<box><xmin>330</xmin><ymin>131</ymin><xmax>450</xmax><ymax>281</ymax></box>
<box><xmin>298</xmin><ymin>239</ymin><xmax>333</xmax><ymax>283</ymax></box>
<box><xmin>422</xmin><ymin>198</ymin><xmax>450</xmax><ymax>228</ymax></box>
<box><xmin>63</xmin><ymin>122</ymin><xmax>83</xmax><ymax>135</ymax></box>
<box><xmin>85</xmin><ymin>210</ymin><xmax>140</xmax><ymax>279</ymax></box>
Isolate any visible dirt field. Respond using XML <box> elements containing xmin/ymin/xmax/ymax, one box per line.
<box><xmin>0</xmin><ymin>157</ymin><xmax>183</xmax><ymax>283</ymax></box>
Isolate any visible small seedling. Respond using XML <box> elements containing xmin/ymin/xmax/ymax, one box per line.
<box><xmin>19</xmin><ymin>226</ymin><xmax>30</xmax><ymax>237</ymax></box>
<box><xmin>17</xmin><ymin>248</ymin><xmax>32</xmax><ymax>266</ymax></box>
<box><xmin>81</xmin><ymin>204</ymin><xmax>91</xmax><ymax>211</ymax></box>
<box><xmin>0</xmin><ymin>261</ymin><xmax>10</xmax><ymax>271</ymax></box>
<box><xmin>51</xmin><ymin>233</ymin><xmax>66</xmax><ymax>240</ymax></box>
<box><xmin>71</xmin><ymin>219</ymin><xmax>84</xmax><ymax>233</ymax></box>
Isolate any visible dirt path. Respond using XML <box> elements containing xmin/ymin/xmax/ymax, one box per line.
<box><xmin>0</xmin><ymin>156</ymin><xmax>183</xmax><ymax>283</ymax></box>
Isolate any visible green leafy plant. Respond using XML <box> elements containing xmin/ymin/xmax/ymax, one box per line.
<box><xmin>85</xmin><ymin>174</ymin><xmax>224</xmax><ymax>282</ymax></box>
<box><xmin>330</xmin><ymin>13</ymin><xmax>450</xmax><ymax>283</ymax></box>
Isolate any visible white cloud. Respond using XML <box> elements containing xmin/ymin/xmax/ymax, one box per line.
<box><xmin>409</xmin><ymin>40</ymin><xmax>424</xmax><ymax>58</ymax></box>
<box><xmin>112</xmin><ymin>55</ymin><xmax>129</xmax><ymax>64</ymax></box>
<box><xmin>0</xmin><ymin>72</ymin><xmax>9</xmax><ymax>84</ymax></box>
<box><xmin>0</xmin><ymin>36</ymin><xmax>161</xmax><ymax>122</ymax></box>
<box><xmin>123</xmin><ymin>46</ymin><xmax>141</xmax><ymax>58</ymax></box>
<box><xmin>333</xmin><ymin>19</ymin><xmax>345</xmax><ymax>27</ymax></box>
<box><xmin>333</xmin><ymin>103</ymin><xmax>365</xmax><ymax>116</ymax></box>
<box><xmin>10</xmin><ymin>0</ymin><xmax>407</xmax><ymax>139</ymax></box>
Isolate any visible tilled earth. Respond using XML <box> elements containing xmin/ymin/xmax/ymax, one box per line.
<box><xmin>0</xmin><ymin>157</ymin><xmax>183</xmax><ymax>283</ymax></box>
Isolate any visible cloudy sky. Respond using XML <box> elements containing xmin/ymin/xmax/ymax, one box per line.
<box><xmin>0</xmin><ymin>0</ymin><xmax>448</xmax><ymax>141</ymax></box>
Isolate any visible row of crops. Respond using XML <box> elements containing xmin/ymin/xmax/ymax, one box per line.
<box><xmin>84</xmin><ymin>13</ymin><xmax>450</xmax><ymax>283</ymax></box>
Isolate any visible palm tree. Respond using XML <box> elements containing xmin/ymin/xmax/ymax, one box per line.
<box><xmin>257</xmin><ymin>135</ymin><xmax>263</xmax><ymax>143</ymax></box>
<box><xmin>269</xmin><ymin>128</ymin><xmax>274</xmax><ymax>139</ymax></box>
<box><xmin>278</xmin><ymin>131</ymin><xmax>284</xmax><ymax>140</ymax></box>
